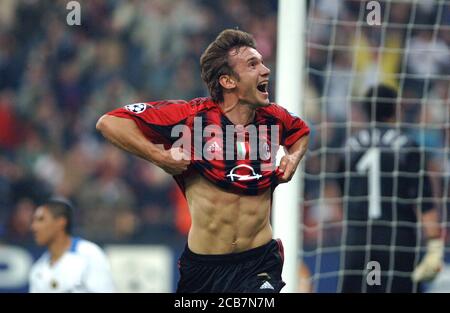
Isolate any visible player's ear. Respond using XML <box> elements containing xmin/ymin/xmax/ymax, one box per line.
<box><xmin>219</xmin><ymin>74</ymin><xmax>236</xmax><ymax>90</ymax></box>
<box><xmin>56</xmin><ymin>217</ymin><xmax>68</xmax><ymax>233</ymax></box>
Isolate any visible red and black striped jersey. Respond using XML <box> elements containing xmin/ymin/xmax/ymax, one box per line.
<box><xmin>106</xmin><ymin>97</ymin><xmax>309</xmax><ymax>196</ymax></box>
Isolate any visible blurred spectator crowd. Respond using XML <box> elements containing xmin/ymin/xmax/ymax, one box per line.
<box><xmin>0</xmin><ymin>0</ymin><xmax>449</xmax><ymax>251</ymax></box>
<box><xmin>0</xmin><ymin>0</ymin><xmax>278</xmax><ymax>246</ymax></box>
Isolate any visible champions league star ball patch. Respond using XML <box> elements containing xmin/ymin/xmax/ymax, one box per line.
<box><xmin>124</xmin><ymin>103</ymin><xmax>148</xmax><ymax>114</ymax></box>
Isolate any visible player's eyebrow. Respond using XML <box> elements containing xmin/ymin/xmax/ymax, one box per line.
<box><xmin>246</xmin><ymin>56</ymin><xmax>263</xmax><ymax>64</ymax></box>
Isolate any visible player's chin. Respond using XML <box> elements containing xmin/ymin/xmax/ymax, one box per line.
<box><xmin>258</xmin><ymin>100</ymin><xmax>271</xmax><ymax>107</ymax></box>
<box><xmin>255</xmin><ymin>93</ymin><xmax>270</xmax><ymax>106</ymax></box>
<box><xmin>34</xmin><ymin>235</ymin><xmax>46</xmax><ymax>246</ymax></box>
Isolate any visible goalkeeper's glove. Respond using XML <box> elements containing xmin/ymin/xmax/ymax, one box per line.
<box><xmin>412</xmin><ymin>238</ymin><xmax>444</xmax><ymax>282</ymax></box>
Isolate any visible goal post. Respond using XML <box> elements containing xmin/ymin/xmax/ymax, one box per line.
<box><xmin>274</xmin><ymin>0</ymin><xmax>307</xmax><ymax>293</ymax></box>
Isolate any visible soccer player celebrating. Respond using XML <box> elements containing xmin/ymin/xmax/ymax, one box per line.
<box><xmin>96</xmin><ymin>29</ymin><xmax>310</xmax><ymax>292</ymax></box>
<box><xmin>338</xmin><ymin>84</ymin><xmax>444</xmax><ymax>293</ymax></box>
<box><xmin>29</xmin><ymin>198</ymin><xmax>115</xmax><ymax>293</ymax></box>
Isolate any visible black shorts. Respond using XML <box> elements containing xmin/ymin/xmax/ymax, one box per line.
<box><xmin>176</xmin><ymin>239</ymin><xmax>286</xmax><ymax>293</ymax></box>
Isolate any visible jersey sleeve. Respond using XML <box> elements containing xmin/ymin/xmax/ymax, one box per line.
<box><xmin>106</xmin><ymin>100</ymin><xmax>192</xmax><ymax>145</ymax></box>
<box><xmin>82</xmin><ymin>244</ymin><xmax>115</xmax><ymax>293</ymax></box>
<box><xmin>274</xmin><ymin>104</ymin><xmax>310</xmax><ymax>149</ymax></box>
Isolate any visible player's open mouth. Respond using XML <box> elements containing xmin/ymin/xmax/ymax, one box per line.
<box><xmin>257</xmin><ymin>81</ymin><xmax>269</xmax><ymax>94</ymax></box>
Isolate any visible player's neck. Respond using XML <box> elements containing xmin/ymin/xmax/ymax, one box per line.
<box><xmin>220</xmin><ymin>97</ymin><xmax>256</xmax><ymax>126</ymax></box>
<box><xmin>48</xmin><ymin>233</ymin><xmax>72</xmax><ymax>265</ymax></box>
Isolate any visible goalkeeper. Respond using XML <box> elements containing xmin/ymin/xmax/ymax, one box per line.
<box><xmin>337</xmin><ymin>84</ymin><xmax>444</xmax><ymax>293</ymax></box>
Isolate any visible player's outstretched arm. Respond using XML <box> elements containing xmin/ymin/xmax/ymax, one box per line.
<box><xmin>412</xmin><ymin>209</ymin><xmax>444</xmax><ymax>282</ymax></box>
<box><xmin>278</xmin><ymin>134</ymin><xmax>309</xmax><ymax>183</ymax></box>
<box><xmin>96</xmin><ymin>115</ymin><xmax>190</xmax><ymax>175</ymax></box>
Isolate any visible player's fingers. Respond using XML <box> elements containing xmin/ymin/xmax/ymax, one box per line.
<box><xmin>181</xmin><ymin>148</ymin><xmax>191</xmax><ymax>161</ymax></box>
<box><xmin>281</xmin><ymin>162</ymin><xmax>295</xmax><ymax>181</ymax></box>
<box><xmin>181</xmin><ymin>158</ymin><xmax>191</xmax><ymax>165</ymax></box>
<box><xmin>171</xmin><ymin>147</ymin><xmax>190</xmax><ymax>161</ymax></box>
<box><xmin>279</xmin><ymin>157</ymin><xmax>288</xmax><ymax>172</ymax></box>
<box><xmin>278</xmin><ymin>166</ymin><xmax>293</xmax><ymax>183</ymax></box>
<box><xmin>170</xmin><ymin>148</ymin><xmax>182</xmax><ymax>161</ymax></box>
<box><xmin>174</xmin><ymin>161</ymin><xmax>188</xmax><ymax>171</ymax></box>
<box><xmin>174</xmin><ymin>159</ymin><xmax>190</xmax><ymax>168</ymax></box>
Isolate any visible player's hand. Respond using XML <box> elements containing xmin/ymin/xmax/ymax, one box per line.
<box><xmin>154</xmin><ymin>147</ymin><xmax>190</xmax><ymax>175</ymax></box>
<box><xmin>277</xmin><ymin>153</ymin><xmax>301</xmax><ymax>183</ymax></box>
<box><xmin>412</xmin><ymin>238</ymin><xmax>444</xmax><ymax>282</ymax></box>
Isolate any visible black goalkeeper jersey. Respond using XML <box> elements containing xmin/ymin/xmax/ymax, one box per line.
<box><xmin>338</xmin><ymin>127</ymin><xmax>434</xmax><ymax>246</ymax></box>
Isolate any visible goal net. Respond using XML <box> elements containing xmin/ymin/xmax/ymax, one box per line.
<box><xmin>301</xmin><ymin>0</ymin><xmax>450</xmax><ymax>292</ymax></box>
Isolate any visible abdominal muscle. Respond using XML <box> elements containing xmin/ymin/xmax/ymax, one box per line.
<box><xmin>184</xmin><ymin>173</ymin><xmax>273</xmax><ymax>255</ymax></box>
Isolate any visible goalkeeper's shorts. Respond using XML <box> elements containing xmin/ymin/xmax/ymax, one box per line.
<box><xmin>176</xmin><ymin>239</ymin><xmax>285</xmax><ymax>293</ymax></box>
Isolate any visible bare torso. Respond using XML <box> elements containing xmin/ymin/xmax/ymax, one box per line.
<box><xmin>184</xmin><ymin>173</ymin><xmax>273</xmax><ymax>254</ymax></box>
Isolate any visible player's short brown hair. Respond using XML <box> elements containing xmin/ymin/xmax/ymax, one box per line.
<box><xmin>200</xmin><ymin>29</ymin><xmax>256</xmax><ymax>103</ymax></box>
